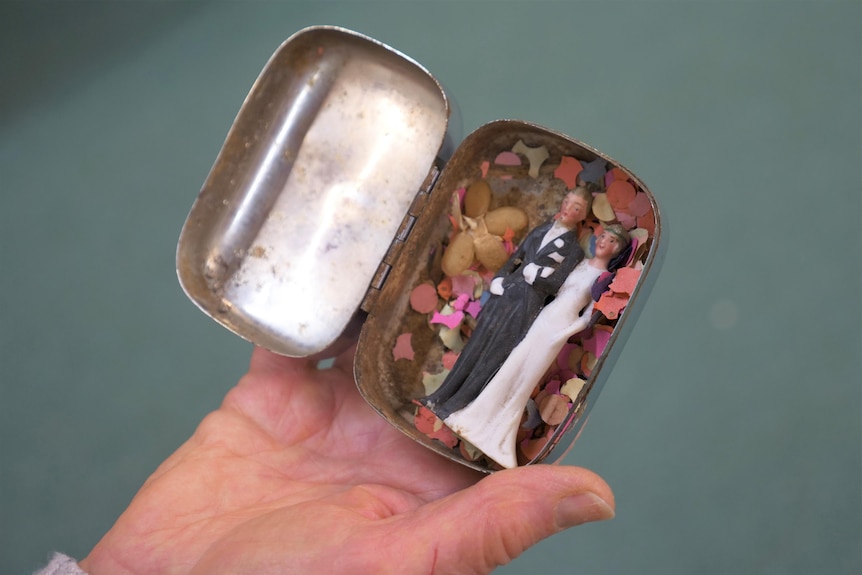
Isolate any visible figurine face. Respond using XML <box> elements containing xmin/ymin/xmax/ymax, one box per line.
<box><xmin>594</xmin><ymin>230</ymin><xmax>624</xmax><ymax>259</ymax></box>
<box><xmin>558</xmin><ymin>193</ymin><xmax>589</xmax><ymax>228</ymax></box>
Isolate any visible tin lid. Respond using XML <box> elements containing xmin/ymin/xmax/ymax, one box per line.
<box><xmin>176</xmin><ymin>26</ymin><xmax>450</xmax><ymax>357</ymax></box>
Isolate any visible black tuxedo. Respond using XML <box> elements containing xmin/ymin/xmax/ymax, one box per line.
<box><xmin>424</xmin><ymin>221</ymin><xmax>585</xmax><ymax>419</ymax></box>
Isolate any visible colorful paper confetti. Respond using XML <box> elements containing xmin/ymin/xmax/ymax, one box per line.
<box><xmin>554</xmin><ymin>156</ymin><xmax>583</xmax><ymax>189</ymax></box>
<box><xmin>393</xmin><ymin>333</ymin><xmax>414</xmax><ymax>361</ymax></box>
<box><xmin>399</xmin><ymin>141</ymin><xmax>656</xmax><ymax>468</ymax></box>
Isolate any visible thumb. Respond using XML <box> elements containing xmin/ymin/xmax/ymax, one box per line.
<box><xmin>416</xmin><ymin>465</ymin><xmax>614</xmax><ymax>575</ymax></box>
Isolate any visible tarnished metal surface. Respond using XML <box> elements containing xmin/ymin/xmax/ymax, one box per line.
<box><xmin>177</xmin><ymin>26</ymin><xmax>449</xmax><ymax>356</ymax></box>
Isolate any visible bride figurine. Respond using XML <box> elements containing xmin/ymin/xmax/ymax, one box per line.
<box><xmin>443</xmin><ymin>224</ymin><xmax>632</xmax><ymax>468</ymax></box>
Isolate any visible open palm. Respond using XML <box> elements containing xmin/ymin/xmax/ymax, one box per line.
<box><xmin>79</xmin><ymin>347</ymin><xmax>614</xmax><ymax>575</ymax></box>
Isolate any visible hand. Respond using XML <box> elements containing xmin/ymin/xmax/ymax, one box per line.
<box><xmin>79</xmin><ymin>346</ymin><xmax>614</xmax><ymax>575</ymax></box>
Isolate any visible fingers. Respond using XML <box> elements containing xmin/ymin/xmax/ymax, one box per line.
<box><xmin>412</xmin><ymin>465</ymin><xmax>614</xmax><ymax>574</ymax></box>
<box><xmin>248</xmin><ymin>346</ymin><xmax>315</xmax><ymax>375</ymax></box>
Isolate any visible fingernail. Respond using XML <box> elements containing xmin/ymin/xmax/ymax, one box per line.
<box><xmin>555</xmin><ymin>492</ymin><xmax>615</xmax><ymax>528</ymax></box>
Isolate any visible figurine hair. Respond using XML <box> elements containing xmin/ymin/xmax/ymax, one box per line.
<box><xmin>567</xmin><ymin>186</ymin><xmax>594</xmax><ymax>216</ymax></box>
<box><xmin>604</xmin><ymin>223</ymin><xmax>633</xmax><ymax>272</ymax></box>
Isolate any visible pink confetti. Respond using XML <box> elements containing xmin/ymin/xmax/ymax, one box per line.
<box><xmin>410</xmin><ymin>283</ymin><xmax>439</xmax><ymax>314</ymax></box>
<box><xmin>414</xmin><ymin>405</ymin><xmax>438</xmax><ymax>435</ymax></box>
<box><xmin>596</xmin><ymin>292</ymin><xmax>627</xmax><ymax>320</ymax></box>
<box><xmin>442</xmin><ymin>351</ymin><xmax>459</xmax><ymax>370</ymax></box>
<box><xmin>609</xmin><ymin>267</ymin><xmax>641</xmax><ymax>295</ymax></box>
<box><xmin>480</xmin><ymin>161</ymin><xmax>490</xmax><ymax>178</ymax></box>
<box><xmin>557</xmin><ymin>343</ymin><xmax>577</xmax><ymax>370</ymax></box>
<box><xmin>557</xmin><ymin>369</ymin><xmax>576</xmax><ymax>382</ymax></box>
<box><xmin>626</xmin><ymin>192</ymin><xmax>652</xmax><ymax>218</ymax></box>
<box><xmin>605</xmin><ymin>167</ymin><xmax>629</xmax><ymax>187</ymax></box>
<box><xmin>545</xmin><ymin>379</ymin><xmax>562</xmax><ymax>396</ymax></box>
<box><xmin>617</xmin><ymin>211</ymin><xmax>637</xmax><ymax>229</ymax></box>
<box><xmin>450</xmin><ymin>293</ymin><xmax>470</xmax><ymax>312</ymax></box>
<box><xmin>607</xmin><ymin>180</ymin><xmax>637</xmax><ymax>210</ymax></box>
<box><xmin>455</xmin><ymin>187</ymin><xmax>467</xmax><ymax>205</ymax></box>
<box><xmin>393</xmin><ymin>333</ymin><xmax>415</xmax><ymax>361</ymax></box>
<box><xmin>430</xmin><ymin>422</ymin><xmax>459</xmax><ymax>447</ymax></box>
<box><xmin>451</xmin><ymin>274</ymin><xmax>476</xmax><ymax>297</ymax></box>
<box><xmin>554</xmin><ymin>156</ymin><xmax>583</xmax><ymax>189</ymax></box>
<box><xmin>465</xmin><ymin>299</ymin><xmax>482</xmax><ymax>318</ymax></box>
<box><xmin>583</xmin><ymin>326</ymin><xmax>612</xmax><ymax>357</ymax></box>
<box><xmin>430</xmin><ymin>310</ymin><xmax>464</xmax><ymax>329</ymax></box>
<box><xmin>414</xmin><ymin>406</ymin><xmax>459</xmax><ymax>448</ymax></box>
<box><xmin>494</xmin><ymin>151</ymin><xmax>521</xmax><ymax>166</ymax></box>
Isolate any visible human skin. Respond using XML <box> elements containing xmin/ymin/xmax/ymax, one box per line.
<box><xmin>79</xmin><ymin>346</ymin><xmax>614</xmax><ymax>575</ymax></box>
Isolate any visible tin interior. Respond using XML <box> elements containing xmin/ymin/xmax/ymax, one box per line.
<box><xmin>176</xmin><ymin>27</ymin><xmax>449</xmax><ymax>357</ymax></box>
<box><xmin>355</xmin><ymin>120</ymin><xmax>663</xmax><ymax>473</ymax></box>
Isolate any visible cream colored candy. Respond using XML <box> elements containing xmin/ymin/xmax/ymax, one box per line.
<box><xmin>484</xmin><ymin>206</ymin><xmax>529</xmax><ymax>236</ymax></box>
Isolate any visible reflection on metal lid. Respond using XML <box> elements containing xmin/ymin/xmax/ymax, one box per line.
<box><xmin>177</xmin><ymin>26</ymin><xmax>450</xmax><ymax>356</ymax></box>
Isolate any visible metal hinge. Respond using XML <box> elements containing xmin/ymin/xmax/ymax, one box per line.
<box><xmin>360</xmin><ymin>162</ymin><xmax>441</xmax><ymax>312</ymax></box>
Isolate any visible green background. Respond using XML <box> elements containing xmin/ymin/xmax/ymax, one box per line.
<box><xmin>2</xmin><ymin>1</ymin><xmax>859</xmax><ymax>573</ymax></box>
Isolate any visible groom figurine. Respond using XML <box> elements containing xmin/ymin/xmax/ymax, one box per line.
<box><xmin>423</xmin><ymin>186</ymin><xmax>592</xmax><ymax>419</ymax></box>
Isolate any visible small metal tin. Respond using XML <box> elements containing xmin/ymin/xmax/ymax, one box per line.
<box><xmin>177</xmin><ymin>26</ymin><xmax>665</xmax><ymax>473</ymax></box>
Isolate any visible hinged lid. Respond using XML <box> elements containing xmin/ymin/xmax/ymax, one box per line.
<box><xmin>177</xmin><ymin>26</ymin><xmax>451</xmax><ymax>357</ymax></box>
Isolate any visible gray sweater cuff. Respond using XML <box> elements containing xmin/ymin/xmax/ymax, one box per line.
<box><xmin>34</xmin><ymin>553</ymin><xmax>87</xmax><ymax>575</ymax></box>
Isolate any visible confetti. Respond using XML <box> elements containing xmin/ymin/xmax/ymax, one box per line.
<box><xmin>562</xmin><ymin>343</ymin><xmax>585</xmax><ymax>372</ymax></box>
<box><xmin>402</xmin><ymin>142</ymin><xmax>655</xmax><ymax>468</ymax></box>
<box><xmin>606</xmin><ymin>180</ymin><xmax>637</xmax><ymax>210</ymax></box>
<box><xmin>583</xmin><ymin>324</ymin><xmax>613</xmax><ymax>357</ymax></box>
<box><xmin>581</xmin><ymin>351</ymin><xmax>597</xmax><ymax>377</ymax></box>
<box><xmin>544</xmin><ymin>379</ymin><xmax>562</xmax><ymax>396</ymax></box>
<box><xmin>410</xmin><ymin>283</ymin><xmax>439</xmax><ymax>314</ymax></box>
<box><xmin>438</xmin><ymin>325</ymin><xmax>465</xmax><ymax>352</ymax></box>
<box><xmin>560</xmin><ymin>378</ymin><xmax>586</xmax><ymax>403</ymax></box>
<box><xmin>512</xmin><ymin>140</ymin><xmax>549</xmax><ymax>178</ymax></box>
<box><xmin>521</xmin><ymin>399</ymin><xmax>543</xmax><ymax>429</ymax></box>
<box><xmin>539</xmin><ymin>394</ymin><xmax>569</xmax><ymax>425</ymax></box>
<box><xmin>460</xmin><ymin>439</ymin><xmax>483</xmax><ymax>461</ymax></box>
<box><xmin>393</xmin><ymin>333</ymin><xmax>414</xmax><ymax>361</ymax></box>
<box><xmin>617</xmin><ymin>211</ymin><xmax>637</xmax><ymax>229</ymax></box>
<box><xmin>604</xmin><ymin>167</ymin><xmax>629</xmax><ymax>187</ymax></box>
<box><xmin>441</xmin><ymin>351</ymin><xmax>459</xmax><ymax>370</ymax></box>
<box><xmin>553</xmin><ymin>156</ymin><xmax>583</xmax><ymax>188</ymax></box>
<box><xmin>422</xmin><ymin>370</ymin><xmax>448</xmax><ymax>395</ymax></box>
<box><xmin>450</xmin><ymin>274</ymin><xmax>477</xmax><ymax>297</ymax></box>
<box><xmin>595</xmin><ymin>292</ymin><xmax>628</xmax><ymax>320</ymax></box>
<box><xmin>579</xmin><ymin>157</ymin><xmax>607</xmax><ymax>185</ymax></box>
<box><xmin>430</xmin><ymin>309</ymin><xmax>464</xmax><ymax>329</ymax></box>
<box><xmin>591</xmin><ymin>193</ymin><xmax>616</xmax><ymax>222</ymax></box>
<box><xmin>609</xmin><ymin>267</ymin><xmax>641</xmax><ymax>295</ymax></box>
<box><xmin>637</xmin><ymin>206</ymin><xmax>656</xmax><ymax>237</ymax></box>
<box><xmin>520</xmin><ymin>432</ymin><xmax>552</xmax><ymax>462</ymax></box>
<box><xmin>414</xmin><ymin>405</ymin><xmax>459</xmax><ymax>447</ymax></box>
<box><xmin>494</xmin><ymin>151</ymin><xmax>521</xmax><ymax>166</ymax></box>
<box><xmin>626</xmin><ymin>191</ymin><xmax>652</xmax><ymax>218</ymax></box>
<box><xmin>450</xmin><ymin>292</ymin><xmax>470</xmax><ymax>312</ymax></box>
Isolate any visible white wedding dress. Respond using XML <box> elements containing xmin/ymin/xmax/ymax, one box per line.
<box><xmin>443</xmin><ymin>259</ymin><xmax>604</xmax><ymax>468</ymax></box>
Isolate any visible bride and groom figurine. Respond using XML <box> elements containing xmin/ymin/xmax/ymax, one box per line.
<box><xmin>421</xmin><ymin>187</ymin><xmax>631</xmax><ymax>468</ymax></box>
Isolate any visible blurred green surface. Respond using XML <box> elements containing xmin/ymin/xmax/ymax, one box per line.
<box><xmin>1</xmin><ymin>1</ymin><xmax>859</xmax><ymax>573</ymax></box>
